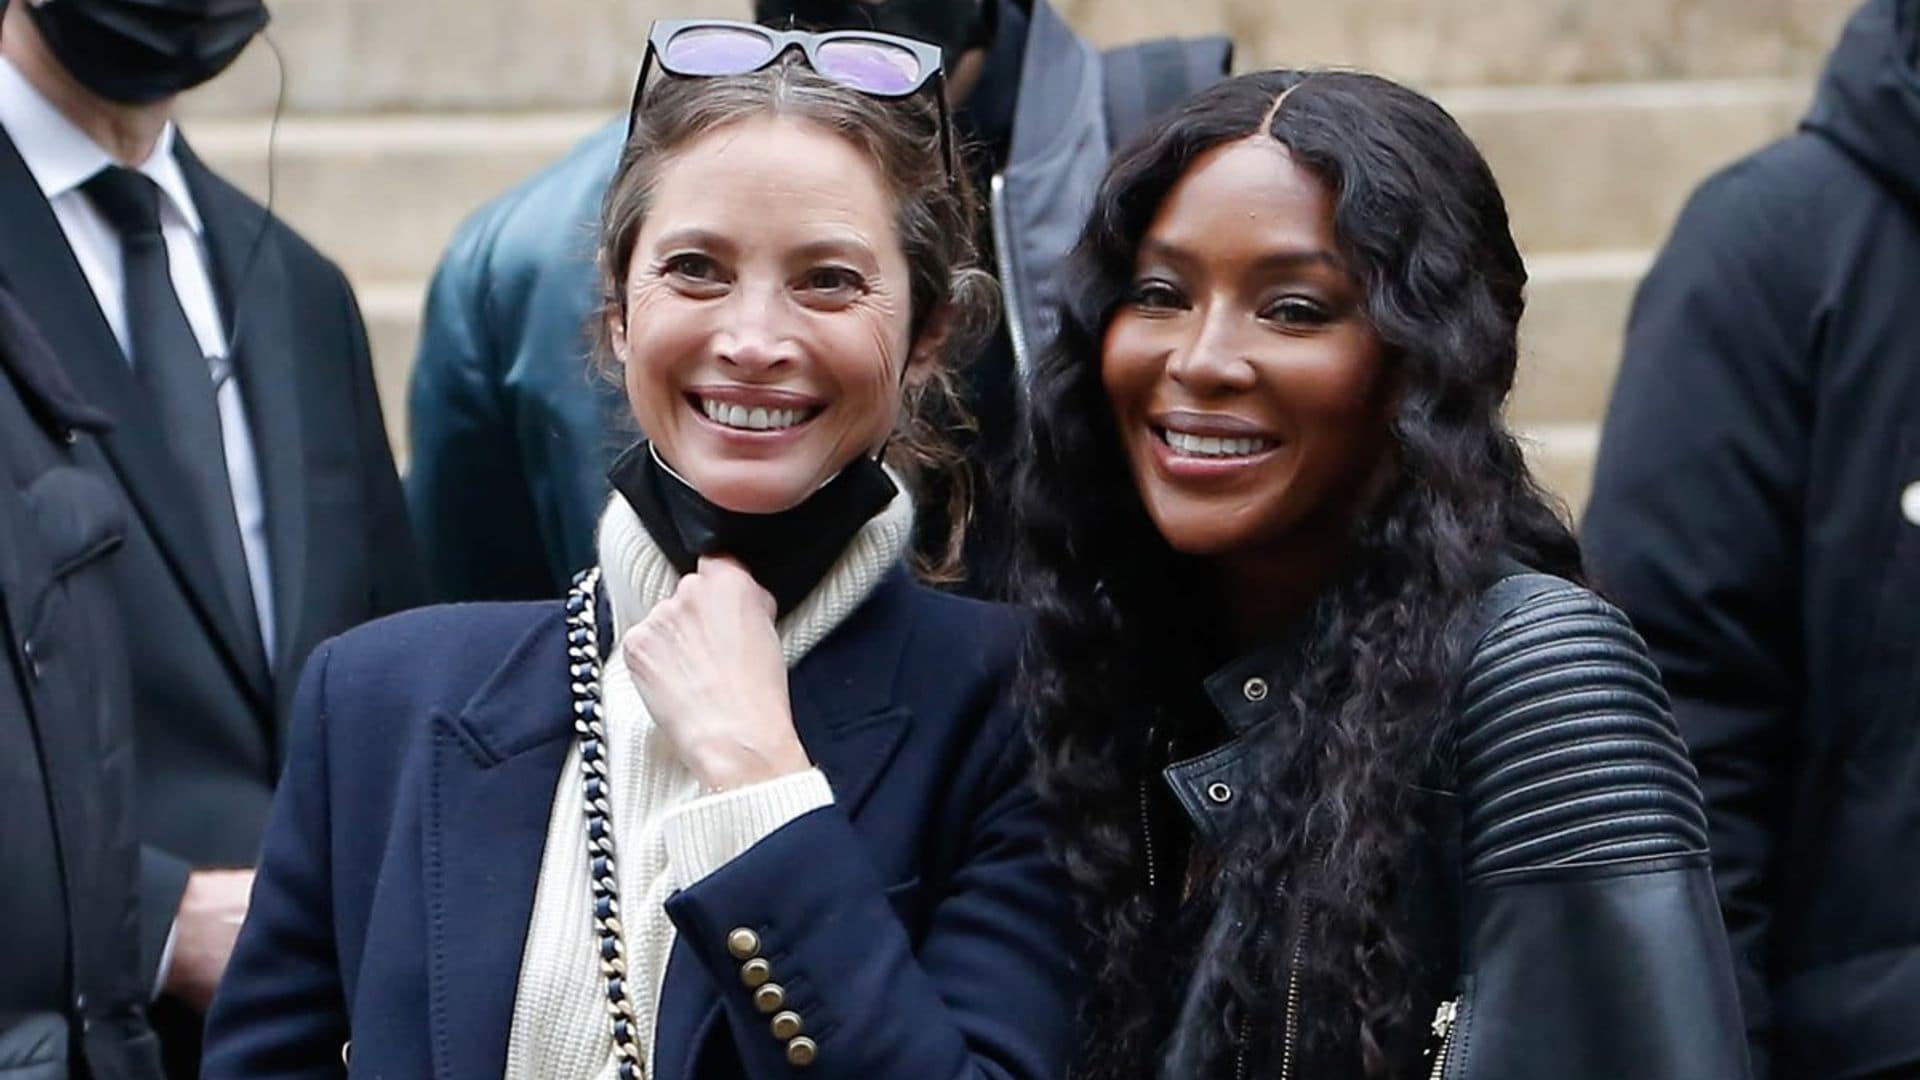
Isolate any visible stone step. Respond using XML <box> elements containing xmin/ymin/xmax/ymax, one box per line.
<box><xmin>1517</xmin><ymin>421</ymin><xmax>1603</xmax><ymax>521</ymax></box>
<box><xmin>1070</xmin><ymin>0</ymin><xmax>1850</xmax><ymax>90</ymax></box>
<box><xmin>1448</xmin><ymin>79</ymin><xmax>1809</xmax><ymax>253</ymax></box>
<box><xmin>179</xmin><ymin>0</ymin><xmax>1851</xmax><ymax>117</ymax></box>
<box><xmin>185</xmin><ymin>77</ymin><xmax>1811</xmax><ymax>285</ymax></box>
<box><xmin>189</xmin><ymin>112</ymin><xmax>605</xmax><ymax>284</ymax></box>
<box><xmin>1510</xmin><ymin>250</ymin><xmax>1649</xmax><ymax>427</ymax></box>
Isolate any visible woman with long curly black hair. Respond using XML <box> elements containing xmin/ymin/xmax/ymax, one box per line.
<box><xmin>1017</xmin><ymin>69</ymin><xmax>1750</xmax><ymax>1079</ymax></box>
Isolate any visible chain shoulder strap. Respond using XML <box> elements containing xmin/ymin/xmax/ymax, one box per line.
<box><xmin>565</xmin><ymin>567</ymin><xmax>646</xmax><ymax>1080</ymax></box>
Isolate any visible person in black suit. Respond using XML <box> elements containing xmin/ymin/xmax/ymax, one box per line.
<box><xmin>1</xmin><ymin>279</ymin><xmax>165</xmax><ymax>1079</ymax></box>
<box><xmin>0</xmin><ymin>0</ymin><xmax>421</xmax><ymax>1069</ymax></box>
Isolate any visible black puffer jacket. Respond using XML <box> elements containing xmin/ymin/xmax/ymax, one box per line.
<box><xmin>1160</xmin><ymin>572</ymin><xmax>1750</xmax><ymax>1078</ymax></box>
<box><xmin>0</xmin><ymin>281</ymin><xmax>163</xmax><ymax>1078</ymax></box>
<box><xmin>1583</xmin><ymin>1</ymin><xmax>1920</xmax><ymax>1074</ymax></box>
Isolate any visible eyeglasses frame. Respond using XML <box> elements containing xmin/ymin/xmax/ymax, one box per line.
<box><xmin>626</xmin><ymin>18</ymin><xmax>956</xmax><ymax>186</ymax></box>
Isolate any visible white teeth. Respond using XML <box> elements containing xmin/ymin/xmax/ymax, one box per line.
<box><xmin>1163</xmin><ymin>429</ymin><xmax>1274</xmax><ymax>458</ymax></box>
<box><xmin>698</xmin><ymin>397</ymin><xmax>808</xmax><ymax>431</ymax></box>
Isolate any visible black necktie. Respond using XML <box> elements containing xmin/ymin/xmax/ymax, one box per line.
<box><xmin>82</xmin><ymin>164</ymin><xmax>263</xmax><ymax>660</ymax></box>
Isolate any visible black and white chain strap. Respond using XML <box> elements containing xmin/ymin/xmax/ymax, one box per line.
<box><xmin>565</xmin><ymin>567</ymin><xmax>646</xmax><ymax>1080</ymax></box>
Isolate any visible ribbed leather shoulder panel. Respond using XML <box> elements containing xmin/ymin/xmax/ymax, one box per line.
<box><xmin>1454</xmin><ymin>582</ymin><xmax>1709</xmax><ymax>879</ymax></box>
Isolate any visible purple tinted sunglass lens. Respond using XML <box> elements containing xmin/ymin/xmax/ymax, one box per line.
<box><xmin>815</xmin><ymin>40</ymin><xmax>923</xmax><ymax>95</ymax></box>
<box><xmin>663</xmin><ymin>27</ymin><xmax>777</xmax><ymax>76</ymax></box>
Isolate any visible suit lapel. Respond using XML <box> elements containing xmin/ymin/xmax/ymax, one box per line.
<box><xmin>654</xmin><ymin>571</ymin><xmax>917</xmax><ymax>1080</ymax></box>
<box><xmin>176</xmin><ymin>138</ymin><xmax>308</xmax><ymax>677</ymax></box>
<box><xmin>424</xmin><ymin>607</ymin><xmax>576</xmax><ymax>1080</ymax></box>
<box><xmin>0</xmin><ymin>125</ymin><xmax>269</xmax><ymax>705</ymax></box>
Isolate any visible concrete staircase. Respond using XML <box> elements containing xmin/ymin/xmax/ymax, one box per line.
<box><xmin>178</xmin><ymin>0</ymin><xmax>1857</xmax><ymax>517</ymax></box>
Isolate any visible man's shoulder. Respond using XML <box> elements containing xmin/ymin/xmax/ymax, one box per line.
<box><xmin>1677</xmin><ymin>130</ymin><xmax>1887</xmax><ymax>250</ymax></box>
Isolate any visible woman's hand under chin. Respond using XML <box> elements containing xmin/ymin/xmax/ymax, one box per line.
<box><xmin>623</xmin><ymin>555</ymin><xmax>812</xmax><ymax>793</ymax></box>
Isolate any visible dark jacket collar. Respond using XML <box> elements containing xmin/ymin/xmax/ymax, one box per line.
<box><xmin>1164</xmin><ymin>557</ymin><xmax>1544</xmax><ymax>841</ymax></box>
<box><xmin>1161</xmin><ymin>623</ymin><xmax>1311</xmax><ymax>844</ymax></box>
<box><xmin>991</xmin><ymin>0</ymin><xmax>1109</xmax><ymax>362</ymax></box>
<box><xmin>1200</xmin><ymin>619</ymin><xmax>1314</xmax><ymax>738</ymax></box>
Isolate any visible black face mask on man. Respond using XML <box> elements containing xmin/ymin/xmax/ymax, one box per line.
<box><xmin>608</xmin><ymin>441</ymin><xmax>899</xmax><ymax>619</ymax></box>
<box><xmin>753</xmin><ymin>0</ymin><xmax>992</xmax><ymax>71</ymax></box>
<box><xmin>24</xmin><ymin>0</ymin><xmax>269</xmax><ymax>105</ymax></box>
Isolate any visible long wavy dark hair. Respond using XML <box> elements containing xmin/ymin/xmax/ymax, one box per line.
<box><xmin>1016</xmin><ymin>70</ymin><xmax>1583</xmax><ymax>1078</ymax></box>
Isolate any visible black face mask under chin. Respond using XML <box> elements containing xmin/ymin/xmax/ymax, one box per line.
<box><xmin>608</xmin><ymin>442</ymin><xmax>899</xmax><ymax>618</ymax></box>
<box><xmin>25</xmin><ymin>0</ymin><xmax>269</xmax><ymax>105</ymax></box>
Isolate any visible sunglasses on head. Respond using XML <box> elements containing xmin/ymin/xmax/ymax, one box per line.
<box><xmin>629</xmin><ymin>18</ymin><xmax>955</xmax><ymax>183</ymax></box>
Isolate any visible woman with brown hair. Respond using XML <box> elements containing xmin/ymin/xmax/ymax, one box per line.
<box><xmin>201</xmin><ymin>22</ymin><xmax>1075</xmax><ymax>1080</ymax></box>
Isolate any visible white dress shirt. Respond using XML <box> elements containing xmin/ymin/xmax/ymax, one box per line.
<box><xmin>0</xmin><ymin>56</ymin><xmax>275</xmax><ymax>662</ymax></box>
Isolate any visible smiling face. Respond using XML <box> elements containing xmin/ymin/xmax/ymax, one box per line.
<box><xmin>609</xmin><ymin>114</ymin><xmax>928</xmax><ymax>514</ymax></box>
<box><xmin>1101</xmin><ymin>135</ymin><xmax>1395</xmax><ymax>560</ymax></box>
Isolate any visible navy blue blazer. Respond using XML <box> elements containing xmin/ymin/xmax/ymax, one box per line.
<box><xmin>201</xmin><ymin>569</ymin><xmax>1077</xmax><ymax>1079</ymax></box>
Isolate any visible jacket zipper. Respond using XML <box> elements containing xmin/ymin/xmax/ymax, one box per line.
<box><xmin>1278</xmin><ymin>933</ymin><xmax>1305</xmax><ymax>1080</ymax></box>
<box><xmin>1230</xmin><ymin>921</ymin><xmax>1268</xmax><ymax>1080</ymax></box>
<box><xmin>988</xmin><ymin>173</ymin><xmax>1033</xmax><ymax>383</ymax></box>
<box><xmin>1427</xmin><ymin>997</ymin><xmax>1462</xmax><ymax>1080</ymax></box>
<box><xmin>1149</xmin><ymin>729</ymin><xmax>1308</xmax><ymax>1080</ymax></box>
<box><xmin>1138</xmin><ymin>777</ymin><xmax>1158</xmax><ymax>895</ymax></box>
<box><xmin>1229</xmin><ymin>906</ymin><xmax>1306</xmax><ymax>1080</ymax></box>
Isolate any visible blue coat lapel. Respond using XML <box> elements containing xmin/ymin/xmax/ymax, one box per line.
<box><xmin>424</xmin><ymin>606</ymin><xmax>575</xmax><ymax>1080</ymax></box>
<box><xmin>789</xmin><ymin>569</ymin><xmax>916</xmax><ymax>814</ymax></box>
<box><xmin>421</xmin><ymin>572</ymin><xmax>917</xmax><ymax>1079</ymax></box>
<box><xmin>652</xmin><ymin>570</ymin><xmax>917</xmax><ymax>1079</ymax></box>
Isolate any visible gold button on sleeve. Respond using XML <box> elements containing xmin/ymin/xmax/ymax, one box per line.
<box><xmin>740</xmin><ymin>957</ymin><xmax>773</xmax><ymax>988</ymax></box>
<box><xmin>726</xmin><ymin>928</ymin><xmax>762</xmax><ymax>960</ymax></box>
<box><xmin>785</xmin><ymin>1036</ymin><xmax>819</xmax><ymax>1067</ymax></box>
<box><xmin>770</xmin><ymin>1010</ymin><xmax>805</xmax><ymax>1040</ymax></box>
<box><xmin>753</xmin><ymin>982</ymin><xmax>787</xmax><ymax>1014</ymax></box>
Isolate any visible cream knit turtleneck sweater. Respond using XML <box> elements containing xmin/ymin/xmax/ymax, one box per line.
<box><xmin>503</xmin><ymin>483</ymin><xmax>915</xmax><ymax>1080</ymax></box>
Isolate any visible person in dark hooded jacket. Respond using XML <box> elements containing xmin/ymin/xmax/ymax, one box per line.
<box><xmin>403</xmin><ymin>0</ymin><xmax>1229</xmax><ymax>604</ymax></box>
<box><xmin>0</xmin><ymin>278</ymin><xmax>164</xmax><ymax>1079</ymax></box>
<box><xmin>1583</xmin><ymin>1</ymin><xmax>1920</xmax><ymax>1075</ymax></box>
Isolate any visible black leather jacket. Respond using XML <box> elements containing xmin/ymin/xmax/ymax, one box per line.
<box><xmin>1160</xmin><ymin>572</ymin><xmax>1752</xmax><ymax>1078</ymax></box>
